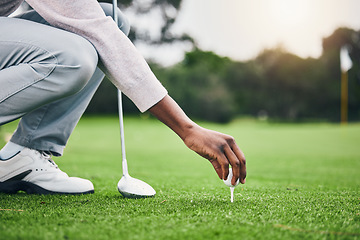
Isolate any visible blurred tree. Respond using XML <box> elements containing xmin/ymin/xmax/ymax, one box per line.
<box><xmin>87</xmin><ymin>24</ymin><xmax>360</xmax><ymax>123</ymax></box>
<box><xmin>223</xmin><ymin>61</ymin><xmax>264</xmax><ymax>116</ymax></box>
<box><xmin>157</xmin><ymin>49</ymin><xmax>236</xmax><ymax>123</ymax></box>
<box><xmin>98</xmin><ymin>0</ymin><xmax>194</xmax><ymax>45</ymax></box>
<box><xmin>224</xmin><ymin>26</ymin><xmax>360</xmax><ymax>122</ymax></box>
<box><xmin>252</xmin><ymin>47</ymin><xmax>326</xmax><ymax>121</ymax></box>
<box><xmin>321</xmin><ymin>27</ymin><xmax>360</xmax><ymax>121</ymax></box>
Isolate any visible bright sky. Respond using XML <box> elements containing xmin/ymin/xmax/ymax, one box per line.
<box><xmin>132</xmin><ymin>0</ymin><xmax>360</xmax><ymax>66</ymax></box>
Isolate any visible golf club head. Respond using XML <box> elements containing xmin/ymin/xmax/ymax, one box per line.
<box><xmin>117</xmin><ymin>174</ymin><xmax>156</xmax><ymax>198</ymax></box>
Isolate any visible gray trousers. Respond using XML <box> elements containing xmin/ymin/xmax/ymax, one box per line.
<box><xmin>0</xmin><ymin>3</ymin><xmax>130</xmax><ymax>156</ymax></box>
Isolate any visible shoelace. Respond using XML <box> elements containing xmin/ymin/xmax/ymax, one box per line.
<box><xmin>39</xmin><ymin>151</ymin><xmax>59</xmax><ymax>169</ymax></box>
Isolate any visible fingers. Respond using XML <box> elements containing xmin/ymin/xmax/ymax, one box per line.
<box><xmin>223</xmin><ymin>137</ymin><xmax>246</xmax><ymax>185</ymax></box>
<box><xmin>209</xmin><ymin>159</ymin><xmax>223</xmax><ymax>179</ymax></box>
<box><xmin>223</xmin><ymin>145</ymin><xmax>240</xmax><ymax>185</ymax></box>
<box><xmin>209</xmin><ymin>150</ymin><xmax>229</xmax><ymax>181</ymax></box>
<box><xmin>229</xmin><ymin>141</ymin><xmax>246</xmax><ymax>184</ymax></box>
<box><xmin>220</xmin><ymin>155</ymin><xmax>230</xmax><ymax>181</ymax></box>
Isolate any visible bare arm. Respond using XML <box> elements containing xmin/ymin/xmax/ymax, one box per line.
<box><xmin>149</xmin><ymin>95</ymin><xmax>246</xmax><ymax>185</ymax></box>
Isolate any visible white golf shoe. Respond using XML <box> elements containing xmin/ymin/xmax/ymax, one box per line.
<box><xmin>0</xmin><ymin>148</ymin><xmax>94</xmax><ymax>194</ymax></box>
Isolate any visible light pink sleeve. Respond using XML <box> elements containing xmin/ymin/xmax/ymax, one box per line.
<box><xmin>25</xmin><ymin>0</ymin><xmax>167</xmax><ymax>112</ymax></box>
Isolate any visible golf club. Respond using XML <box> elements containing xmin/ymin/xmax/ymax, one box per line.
<box><xmin>112</xmin><ymin>0</ymin><xmax>156</xmax><ymax>198</ymax></box>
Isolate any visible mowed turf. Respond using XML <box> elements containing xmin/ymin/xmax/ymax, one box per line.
<box><xmin>0</xmin><ymin>116</ymin><xmax>359</xmax><ymax>240</ymax></box>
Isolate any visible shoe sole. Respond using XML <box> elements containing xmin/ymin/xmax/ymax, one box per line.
<box><xmin>0</xmin><ymin>181</ymin><xmax>94</xmax><ymax>195</ymax></box>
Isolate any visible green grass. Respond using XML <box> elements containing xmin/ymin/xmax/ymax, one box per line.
<box><xmin>0</xmin><ymin>116</ymin><xmax>359</xmax><ymax>240</ymax></box>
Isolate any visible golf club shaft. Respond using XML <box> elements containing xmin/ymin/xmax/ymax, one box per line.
<box><xmin>112</xmin><ymin>0</ymin><xmax>118</xmax><ymax>25</ymax></box>
<box><xmin>118</xmin><ymin>90</ymin><xmax>128</xmax><ymax>176</ymax></box>
<box><xmin>112</xmin><ymin>0</ymin><xmax>128</xmax><ymax>176</ymax></box>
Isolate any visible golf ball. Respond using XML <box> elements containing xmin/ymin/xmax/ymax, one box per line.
<box><xmin>223</xmin><ymin>169</ymin><xmax>240</xmax><ymax>187</ymax></box>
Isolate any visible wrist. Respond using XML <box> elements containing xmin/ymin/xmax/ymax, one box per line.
<box><xmin>176</xmin><ymin>119</ymin><xmax>198</xmax><ymax>141</ymax></box>
<box><xmin>149</xmin><ymin>95</ymin><xmax>198</xmax><ymax>140</ymax></box>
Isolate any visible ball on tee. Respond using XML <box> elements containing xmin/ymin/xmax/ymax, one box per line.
<box><xmin>223</xmin><ymin>169</ymin><xmax>240</xmax><ymax>187</ymax></box>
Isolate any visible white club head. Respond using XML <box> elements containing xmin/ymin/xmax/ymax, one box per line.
<box><xmin>117</xmin><ymin>173</ymin><xmax>156</xmax><ymax>198</ymax></box>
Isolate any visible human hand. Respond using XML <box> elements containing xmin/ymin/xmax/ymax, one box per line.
<box><xmin>183</xmin><ymin>125</ymin><xmax>246</xmax><ymax>185</ymax></box>
<box><xmin>149</xmin><ymin>95</ymin><xmax>246</xmax><ymax>185</ymax></box>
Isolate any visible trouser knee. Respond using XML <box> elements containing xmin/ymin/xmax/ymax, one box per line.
<box><xmin>53</xmin><ymin>35</ymin><xmax>99</xmax><ymax>97</ymax></box>
<box><xmin>0</xmin><ymin>16</ymin><xmax>99</xmax><ymax>104</ymax></box>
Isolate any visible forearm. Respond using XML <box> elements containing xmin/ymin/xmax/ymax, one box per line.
<box><xmin>149</xmin><ymin>95</ymin><xmax>197</xmax><ymax>141</ymax></box>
